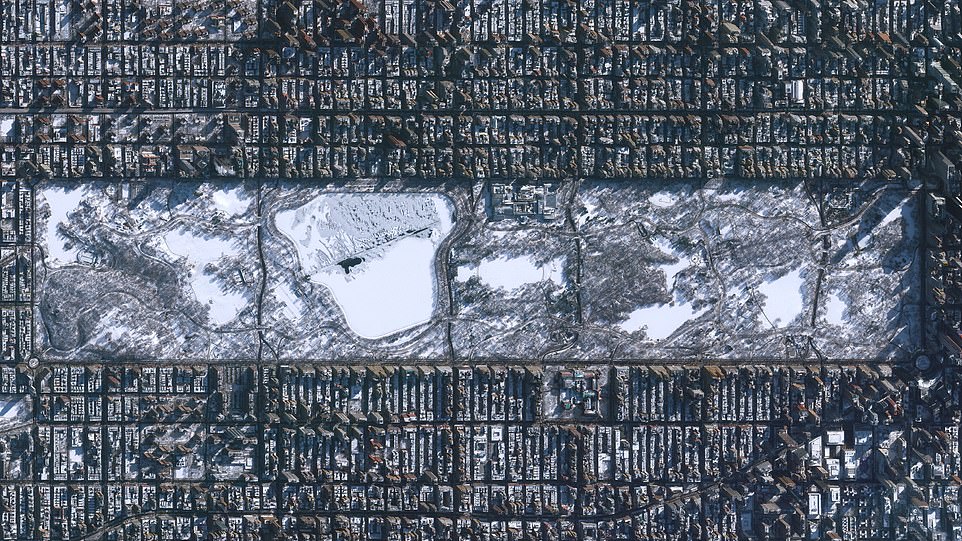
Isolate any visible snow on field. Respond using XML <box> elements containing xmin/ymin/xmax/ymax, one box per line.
<box><xmin>879</xmin><ymin>205</ymin><xmax>903</xmax><ymax>228</ymax></box>
<box><xmin>852</xmin><ymin>192</ymin><xmax>916</xmax><ymax>253</ymax></box>
<box><xmin>275</xmin><ymin>193</ymin><xmax>455</xmax><ymax>339</ymax></box>
<box><xmin>274</xmin><ymin>281</ymin><xmax>304</xmax><ymax>320</ymax></box>
<box><xmin>825</xmin><ymin>293</ymin><xmax>846</xmax><ymax>325</ymax></box>
<box><xmin>458</xmin><ymin>255</ymin><xmax>565</xmax><ymax>290</ymax></box>
<box><xmin>713</xmin><ymin>190</ymin><xmax>744</xmax><ymax>203</ymax></box>
<box><xmin>85</xmin><ymin>305</ymin><xmax>169</xmax><ymax>349</ymax></box>
<box><xmin>616</xmin><ymin>237</ymin><xmax>705</xmax><ymax>340</ymax></box>
<box><xmin>878</xmin><ymin>190</ymin><xmax>917</xmax><ymax>229</ymax></box>
<box><xmin>758</xmin><ymin>269</ymin><xmax>805</xmax><ymax>328</ymax></box>
<box><xmin>163</xmin><ymin>228</ymin><xmax>246</xmax><ymax>325</ymax></box>
<box><xmin>41</xmin><ymin>184</ymin><xmax>85</xmax><ymax>265</ymax></box>
<box><xmin>652</xmin><ymin>238</ymin><xmax>688</xmax><ymax>287</ymax></box>
<box><xmin>433</xmin><ymin>196</ymin><xmax>454</xmax><ymax>232</ymax></box>
<box><xmin>619</xmin><ymin>302</ymin><xmax>709</xmax><ymax>339</ymax></box>
<box><xmin>576</xmin><ymin>198</ymin><xmax>603</xmax><ymax>227</ymax></box>
<box><xmin>211</xmin><ymin>186</ymin><xmax>252</xmax><ymax>215</ymax></box>
<box><xmin>648</xmin><ymin>191</ymin><xmax>679</xmax><ymax>208</ymax></box>
<box><xmin>91</xmin><ymin>308</ymin><xmax>129</xmax><ymax>343</ymax></box>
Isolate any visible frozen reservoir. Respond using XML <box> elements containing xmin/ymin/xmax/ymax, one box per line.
<box><xmin>275</xmin><ymin>193</ymin><xmax>455</xmax><ymax>339</ymax></box>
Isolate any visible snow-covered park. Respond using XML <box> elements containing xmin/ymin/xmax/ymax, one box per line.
<box><xmin>572</xmin><ymin>179</ymin><xmax>921</xmax><ymax>361</ymax></box>
<box><xmin>34</xmin><ymin>179</ymin><xmax>920</xmax><ymax>362</ymax></box>
<box><xmin>36</xmin><ymin>181</ymin><xmax>460</xmax><ymax>360</ymax></box>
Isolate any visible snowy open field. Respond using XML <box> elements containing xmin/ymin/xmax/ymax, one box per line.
<box><xmin>450</xmin><ymin>222</ymin><xmax>578</xmax><ymax>359</ymax></box>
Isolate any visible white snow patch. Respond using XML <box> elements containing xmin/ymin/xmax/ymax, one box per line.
<box><xmin>434</xmin><ymin>196</ymin><xmax>455</xmax><ymax>234</ymax></box>
<box><xmin>577</xmin><ymin>199</ymin><xmax>602</xmax><ymax>226</ymax></box>
<box><xmin>163</xmin><ymin>228</ymin><xmax>247</xmax><ymax>325</ymax></box>
<box><xmin>619</xmin><ymin>303</ymin><xmax>709</xmax><ymax>340</ymax></box>
<box><xmin>713</xmin><ymin>191</ymin><xmax>744</xmax><ymax>203</ymax></box>
<box><xmin>879</xmin><ymin>206</ymin><xmax>902</xmax><ymax>228</ymax></box>
<box><xmin>0</xmin><ymin>398</ymin><xmax>27</xmax><ymax>421</ymax></box>
<box><xmin>648</xmin><ymin>191</ymin><xmax>678</xmax><ymax>208</ymax></box>
<box><xmin>856</xmin><ymin>194</ymin><xmax>914</xmax><ymax>250</ymax></box>
<box><xmin>652</xmin><ymin>238</ymin><xmax>688</xmax><ymax>287</ymax></box>
<box><xmin>0</xmin><ymin>117</ymin><xmax>14</xmax><ymax>138</ymax></box>
<box><xmin>41</xmin><ymin>185</ymin><xmax>85</xmax><ymax>265</ymax></box>
<box><xmin>825</xmin><ymin>293</ymin><xmax>846</xmax><ymax>325</ymax></box>
<box><xmin>616</xmin><ymin>237</ymin><xmax>704</xmax><ymax>339</ymax></box>
<box><xmin>211</xmin><ymin>186</ymin><xmax>251</xmax><ymax>215</ymax></box>
<box><xmin>90</xmin><ymin>308</ymin><xmax>132</xmax><ymax>344</ymax></box>
<box><xmin>459</xmin><ymin>256</ymin><xmax>565</xmax><ymax>290</ymax></box>
<box><xmin>883</xmin><ymin>195</ymin><xmax>919</xmax><ymax>244</ymax></box>
<box><xmin>758</xmin><ymin>269</ymin><xmax>805</xmax><ymax>328</ymax></box>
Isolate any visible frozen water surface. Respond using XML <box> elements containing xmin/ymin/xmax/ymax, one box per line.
<box><xmin>313</xmin><ymin>236</ymin><xmax>437</xmax><ymax>338</ymax></box>
<box><xmin>275</xmin><ymin>193</ymin><xmax>455</xmax><ymax>339</ymax></box>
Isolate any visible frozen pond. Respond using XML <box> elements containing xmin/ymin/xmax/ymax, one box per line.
<box><xmin>275</xmin><ymin>193</ymin><xmax>455</xmax><ymax>339</ymax></box>
<box><xmin>311</xmin><ymin>236</ymin><xmax>438</xmax><ymax>338</ymax></box>
<box><xmin>457</xmin><ymin>255</ymin><xmax>565</xmax><ymax>291</ymax></box>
